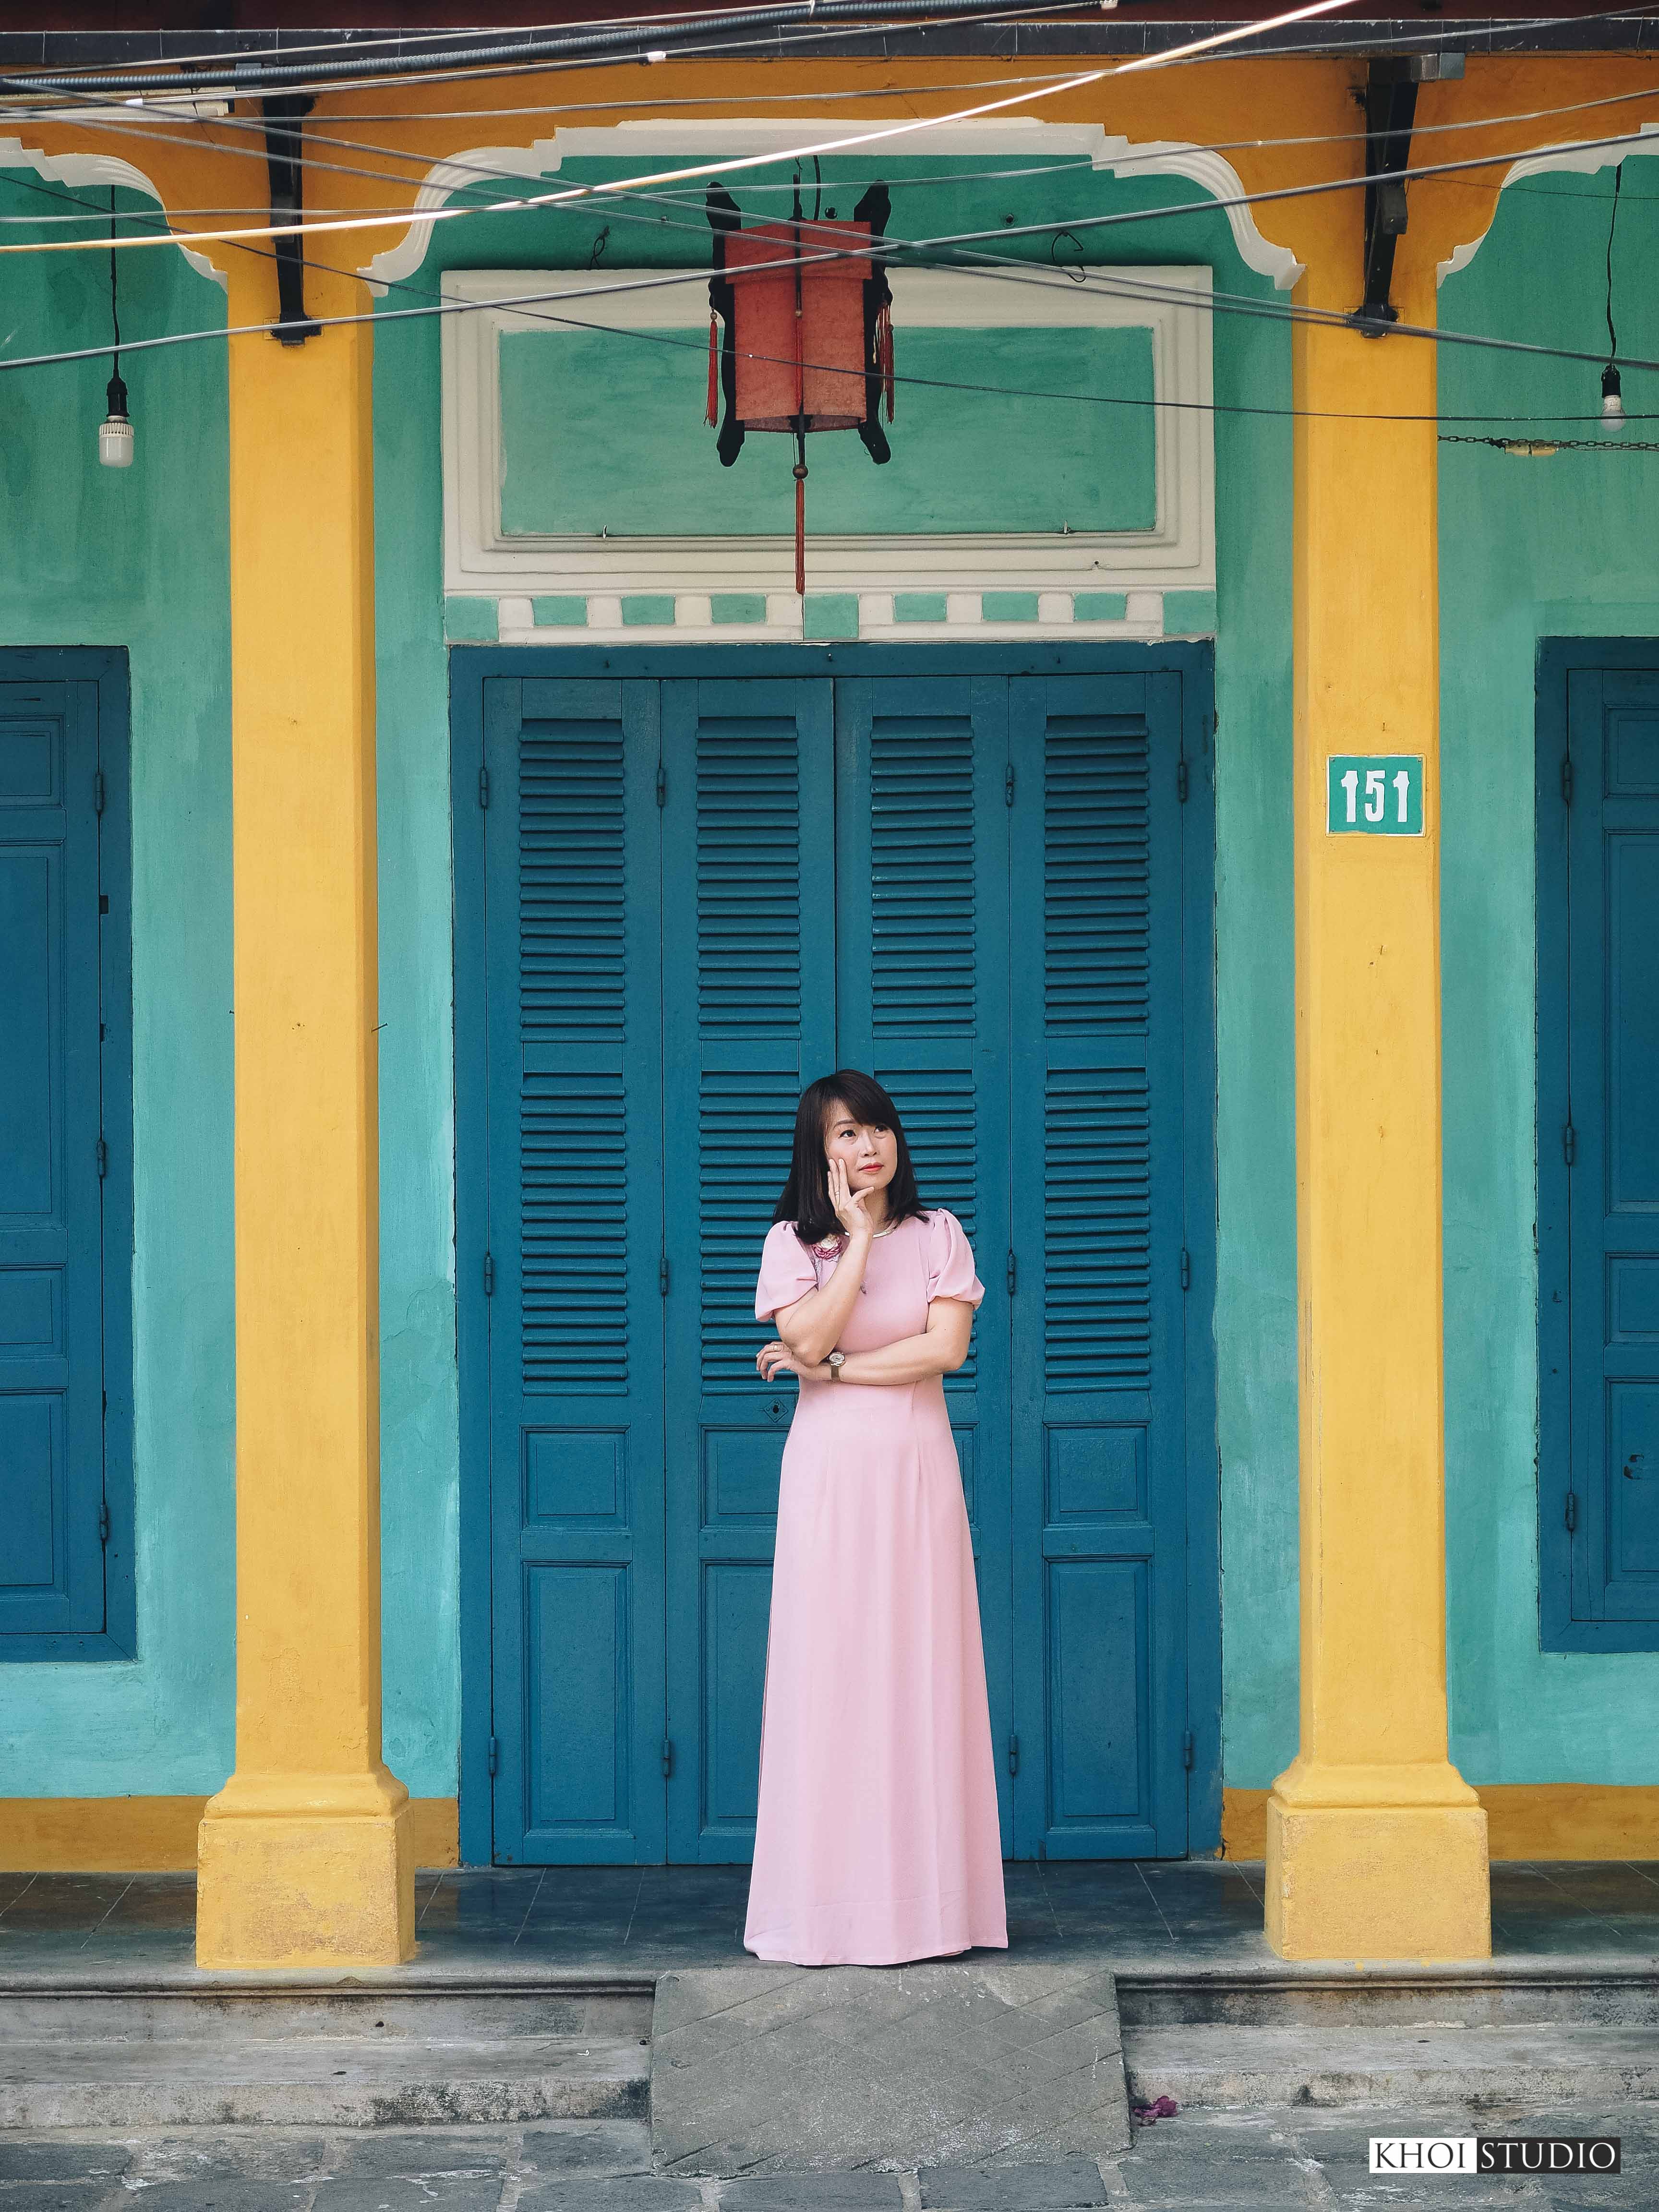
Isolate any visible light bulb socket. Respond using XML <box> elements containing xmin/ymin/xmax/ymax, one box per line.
<box><xmin>1601</xmin><ymin>363</ymin><xmax>1625</xmax><ymax>421</ymax></box>
<box><xmin>99</xmin><ymin>372</ymin><xmax>133</xmax><ymax>469</ymax></box>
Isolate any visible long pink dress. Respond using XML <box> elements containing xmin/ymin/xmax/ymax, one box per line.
<box><xmin>744</xmin><ymin>1208</ymin><xmax>1009</xmax><ymax>1967</ymax></box>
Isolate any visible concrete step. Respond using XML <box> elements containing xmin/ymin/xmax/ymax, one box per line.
<box><xmin>1124</xmin><ymin>2021</ymin><xmax>1659</xmax><ymax>2110</ymax></box>
<box><xmin>0</xmin><ymin>1986</ymin><xmax>652</xmax><ymax>2129</ymax></box>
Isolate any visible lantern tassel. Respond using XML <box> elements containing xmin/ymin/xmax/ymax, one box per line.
<box><xmin>705</xmin><ymin>313</ymin><xmax>719</xmax><ymax>428</ymax></box>
<box><xmin>878</xmin><ymin>301</ymin><xmax>895</xmax><ymax>422</ymax></box>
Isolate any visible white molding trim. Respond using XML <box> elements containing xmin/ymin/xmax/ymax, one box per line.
<box><xmin>0</xmin><ymin>140</ymin><xmax>227</xmax><ymax>290</ymax></box>
<box><xmin>1437</xmin><ymin>122</ymin><xmax>1659</xmax><ymax>286</ymax></box>
<box><xmin>361</xmin><ymin>140</ymin><xmax>563</xmax><ymax>293</ymax></box>
<box><xmin>443</xmin><ymin>264</ymin><xmax>1214</xmax><ymax>604</ymax></box>
<box><xmin>481</xmin><ymin>586</ymin><xmax>1183</xmax><ymax>646</ymax></box>
<box><xmin>359</xmin><ymin>115</ymin><xmax>1301</xmax><ymax>292</ymax></box>
<box><xmin>1087</xmin><ymin>135</ymin><xmax>1302</xmax><ymax>290</ymax></box>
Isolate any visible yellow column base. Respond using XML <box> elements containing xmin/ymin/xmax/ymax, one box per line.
<box><xmin>196</xmin><ymin>1769</ymin><xmax>415</xmax><ymax>1970</ymax></box>
<box><xmin>1265</xmin><ymin>1763</ymin><xmax>1491</xmax><ymax>1961</ymax></box>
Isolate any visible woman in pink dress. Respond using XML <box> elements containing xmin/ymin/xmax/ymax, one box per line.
<box><xmin>745</xmin><ymin>1069</ymin><xmax>1008</xmax><ymax>1967</ymax></box>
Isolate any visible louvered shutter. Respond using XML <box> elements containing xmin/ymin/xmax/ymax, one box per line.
<box><xmin>834</xmin><ymin>674</ymin><xmax>1014</xmax><ymax>1848</ymax></box>
<box><xmin>1009</xmin><ymin>672</ymin><xmax>1188</xmax><ymax>1857</ymax></box>
<box><xmin>481</xmin><ymin>676</ymin><xmax>667</xmax><ymax>1863</ymax></box>
<box><xmin>661</xmin><ymin>679</ymin><xmax>836</xmax><ymax>1860</ymax></box>
<box><xmin>0</xmin><ymin>680</ymin><xmax>108</xmax><ymax>1645</ymax></box>
<box><xmin>1562</xmin><ymin>668</ymin><xmax>1659</xmax><ymax>1635</ymax></box>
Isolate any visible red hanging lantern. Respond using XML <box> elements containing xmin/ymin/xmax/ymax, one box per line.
<box><xmin>706</xmin><ymin>180</ymin><xmax>894</xmax><ymax>597</ymax></box>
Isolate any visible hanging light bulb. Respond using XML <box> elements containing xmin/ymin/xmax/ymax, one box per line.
<box><xmin>97</xmin><ymin>188</ymin><xmax>133</xmax><ymax>470</ymax></box>
<box><xmin>100</xmin><ymin>371</ymin><xmax>133</xmax><ymax>467</ymax></box>
<box><xmin>1600</xmin><ymin>163</ymin><xmax>1627</xmax><ymax>429</ymax></box>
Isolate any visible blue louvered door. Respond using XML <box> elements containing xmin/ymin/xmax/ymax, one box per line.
<box><xmin>1008</xmin><ymin>673</ymin><xmax>1190</xmax><ymax>1857</ymax></box>
<box><xmin>481</xmin><ymin>676</ymin><xmax>668</xmax><ymax>1863</ymax></box>
<box><xmin>1563</xmin><ymin>667</ymin><xmax>1659</xmax><ymax>1631</ymax></box>
<box><xmin>661</xmin><ymin>680</ymin><xmax>837</xmax><ymax>1859</ymax></box>
<box><xmin>833</xmin><ymin>676</ymin><xmax>1015</xmax><ymax>1853</ymax></box>
<box><xmin>469</xmin><ymin>656</ymin><xmax>1202</xmax><ymax>1863</ymax></box>
<box><xmin>0</xmin><ymin>679</ymin><xmax>109</xmax><ymax>1647</ymax></box>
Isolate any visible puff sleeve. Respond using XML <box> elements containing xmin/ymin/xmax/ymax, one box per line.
<box><xmin>756</xmin><ymin>1222</ymin><xmax>821</xmax><ymax>1323</ymax></box>
<box><xmin>926</xmin><ymin>1208</ymin><xmax>985</xmax><ymax>1309</ymax></box>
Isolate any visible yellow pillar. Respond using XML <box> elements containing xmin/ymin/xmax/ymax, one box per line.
<box><xmin>1263</xmin><ymin>208</ymin><xmax>1490</xmax><ymax>1961</ymax></box>
<box><xmin>196</xmin><ymin>259</ymin><xmax>413</xmax><ymax>1968</ymax></box>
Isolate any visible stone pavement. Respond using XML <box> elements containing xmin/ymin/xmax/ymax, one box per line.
<box><xmin>650</xmin><ymin>1960</ymin><xmax>1128</xmax><ymax>2171</ymax></box>
<box><xmin>4</xmin><ymin>1863</ymin><xmax>1659</xmax><ymax>2204</ymax></box>
<box><xmin>8</xmin><ymin>1858</ymin><xmax>1659</xmax><ymax>1979</ymax></box>
<box><xmin>4</xmin><ymin>2106</ymin><xmax>1659</xmax><ymax>2210</ymax></box>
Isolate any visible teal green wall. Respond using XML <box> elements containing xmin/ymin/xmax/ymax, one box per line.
<box><xmin>1439</xmin><ymin>159</ymin><xmax>1659</xmax><ymax>1781</ymax></box>
<box><xmin>386</xmin><ymin>153</ymin><xmax>1302</xmax><ymax>1808</ymax></box>
<box><xmin>499</xmin><ymin>323</ymin><xmax>1156</xmax><ymax>535</ymax></box>
<box><xmin>374</xmin><ymin>296</ymin><xmax>464</xmax><ymax>1797</ymax></box>
<box><xmin>0</xmin><ymin>177</ymin><xmax>236</xmax><ymax>1793</ymax></box>
<box><xmin>0</xmin><ymin>153</ymin><xmax>1305</xmax><ymax>1815</ymax></box>
<box><xmin>0</xmin><ymin>172</ymin><xmax>463</xmax><ymax>1803</ymax></box>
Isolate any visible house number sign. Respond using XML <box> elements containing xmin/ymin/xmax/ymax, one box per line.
<box><xmin>1326</xmin><ymin>754</ymin><xmax>1425</xmax><ymax>836</ymax></box>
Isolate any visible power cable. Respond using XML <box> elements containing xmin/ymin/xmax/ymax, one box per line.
<box><xmin>8</xmin><ymin>220</ymin><xmax>1659</xmax><ymax>427</ymax></box>
<box><xmin>0</xmin><ymin>0</ymin><xmax>1149</xmax><ymax>100</ymax></box>
<box><xmin>0</xmin><ymin>5</ymin><xmax>1376</xmax><ymax>265</ymax></box>
<box><xmin>8</xmin><ymin>93</ymin><xmax>1658</xmax><ymax>288</ymax></box>
<box><xmin>7</xmin><ymin>0</ymin><xmax>1656</xmax><ymax>105</ymax></box>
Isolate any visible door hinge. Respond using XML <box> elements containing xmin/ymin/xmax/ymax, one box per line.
<box><xmin>1008</xmin><ymin>1733</ymin><xmax>1020</xmax><ymax>1776</ymax></box>
<box><xmin>1004</xmin><ymin>762</ymin><xmax>1016</xmax><ymax>807</ymax></box>
<box><xmin>1563</xmin><ymin>1123</ymin><xmax>1576</xmax><ymax>1167</ymax></box>
<box><xmin>656</xmin><ymin>761</ymin><xmax>667</xmax><ymax>808</ymax></box>
<box><xmin>660</xmin><ymin>1250</ymin><xmax>670</xmax><ymax>1296</ymax></box>
<box><xmin>1179</xmin><ymin>1247</ymin><xmax>1191</xmax><ymax>1292</ymax></box>
<box><xmin>487</xmin><ymin>1735</ymin><xmax>499</xmax><ymax>1777</ymax></box>
<box><xmin>96</xmin><ymin>1137</ymin><xmax>108</xmax><ymax>1179</ymax></box>
<box><xmin>1177</xmin><ymin>757</ymin><xmax>1190</xmax><ymax>803</ymax></box>
<box><xmin>1565</xmin><ymin>1490</ymin><xmax>1578</xmax><ymax>1533</ymax></box>
<box><xmin>1182</xmin><ymin>1730</ymin><xmax>1195</xmax><ymax>1771</ymax></box>
<box><xmin>98</xmin><ymin>1500</ymin><xmax>110</xmax><ymax>1546</ymax></box>
<box><xmin>93</xmin><ymin>768</ymin><xmax>105</xmax><ymax>816</ymax></box>
<box><xmin>478</xmin><ymin>762</ymin><xmax>491</xmax><ymax>809</ymax></box>
<box><xmin>661</xmin><ymin>1737</ymin><xmax>674</xmax><ymax>1777</ymax></box>
<box><xmin>1006</xmin><ymin>1248</ymin><xmax>1017</xmax><ymax>1296</ymax></box>
<box><xmin>483</xmin><ymin>1250</ymin><xmax>495</xmax><ymax>1296</ymax></box>
<box><xmin>1562</xmin><ymin>753</ymin><xmax>1574</xmax><ymax>805</ymax></box>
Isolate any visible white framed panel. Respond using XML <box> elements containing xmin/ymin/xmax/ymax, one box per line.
<box><xmin>442</xmin><ymin>264</ymin><xmax>1214</xmax><ymax>610</ymax></box>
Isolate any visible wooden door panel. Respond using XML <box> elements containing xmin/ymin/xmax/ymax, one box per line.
<box><xmin>483</xmin><ymin>676</ymin><xmax>667</xmax><ymax>1863</ymax></box>
<box><xmin>662</xmin><ymin>678</ymin><xmax>837</xmax><ymax>1862</ymax></box>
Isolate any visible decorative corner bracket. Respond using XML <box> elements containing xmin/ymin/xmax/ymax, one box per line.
<box><xmin>1351</xmin><ymin>52</ymin><xmax>1463</xmax><ymax>337</ymax></box>
<box><xmin>263</xmin><ymin>93</ymin><xmax>322</xmax><ymax>345</ymax></box>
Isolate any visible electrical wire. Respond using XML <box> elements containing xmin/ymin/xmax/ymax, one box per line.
<box><xmin>0</xmin><ymin>0</ymin><xmax>1147</xmax><ymax>101</ymax></box>
<box><xmin>0</xmin><ymin>0</ymin><xmax>1127</xmax><ymax>91</ymax></box>
<box><xmin>9</xmin><ymin>0</ymin><xmax>1658</xmax><ymax>106</ymax></box>
<box><xmin>5</xmin><ymin>20</ymin><xmax>1659</xmax><ymax>422</ymax></box>
<box><xmin>107</xmin><ymin>186</ymin><xmax>120</xmax><ymax>381</ymax></box>
<box><xmin>9</xmin><ymin>217</ymin><xmax>1659</xmax><ymax>434</ymax></box>
<box><xmin>13</xmin><ymin>30</ymin><xmax>1659</xmax><ymax>249</ymax></box>
<box><xmin>0</xmin><ymin>3</ymin><xmax>1146</xmax><ymax>113</ymax></box>
<box><xmin>0</xmin><ymin>3</ymin><xmax>1376</xmax><ymax>264</ymax></box>
<box><xmin>10</xmin><ymin>91</ymin><xmax>1659</xmax><ymax>302</ymax></box>
<box><xmin>1605</xmin><ymin>155</ymin><xmax>1625</xmax><ymax>365</ymax></box>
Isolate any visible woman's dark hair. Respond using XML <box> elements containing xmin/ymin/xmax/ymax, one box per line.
<box><xmin>774</xmin><ymin>1069</ymin><xmax>928</xmax><ymax>1247</ymax></box>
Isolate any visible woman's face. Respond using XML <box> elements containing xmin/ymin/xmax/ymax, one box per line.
<box><xmin>823</xmin><ymin>1102</ymin><xmax>898</xmax><ymax>1194</ymax></box>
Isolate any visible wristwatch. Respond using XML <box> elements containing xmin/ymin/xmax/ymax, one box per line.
<box><xmin>826</xmin><ymin>1352</ymin><xmax>846</xmax><ymax>1382</ymax></box>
